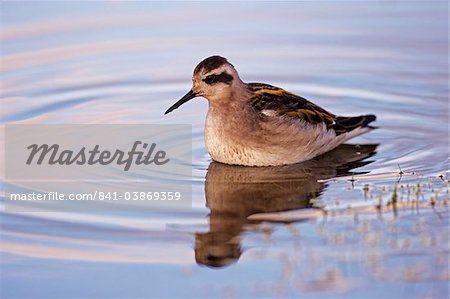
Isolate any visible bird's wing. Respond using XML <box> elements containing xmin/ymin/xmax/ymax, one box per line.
<box><xmin>249</xmin><ymin>83</ymin><xmax>377</xmax><ymax>135</ymax></box>
<box><xmin>248</xmin><ymin>83</ymin><xmax>336</xmax><ymax>126</ymax></box>
<box><xmin>332</xmin><ymin>115</ymin><xmax>377</xmax><ymax>135</ymax></box>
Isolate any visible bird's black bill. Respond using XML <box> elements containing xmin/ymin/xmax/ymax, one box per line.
<box><xmin>164</xmin><ymin>90</ymin><xmax>197</xmax><ymax>115</ymax></box>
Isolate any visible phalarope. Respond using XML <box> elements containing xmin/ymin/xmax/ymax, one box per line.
<box><xmin>165</xmin><ymin>55</ymin><xmax>376</xmax><ymax>166</ymax></box>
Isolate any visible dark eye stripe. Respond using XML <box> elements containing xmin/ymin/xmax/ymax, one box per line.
<box><xmin>203</xmin><ymin>72</ymin><xmax>233</xmax><ymax>85</ymax></box>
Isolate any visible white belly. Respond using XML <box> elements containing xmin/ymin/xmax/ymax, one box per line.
<box><xmin>203</xmin><ymin>108</ymin><xmax>367</xmax><ymax>166</ymax></box>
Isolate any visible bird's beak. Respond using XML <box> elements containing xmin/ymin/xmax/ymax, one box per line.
<box><xmin>164</xmin><ymin>89</ymin><xmax>197</xmax><ymax>115</ymax></box>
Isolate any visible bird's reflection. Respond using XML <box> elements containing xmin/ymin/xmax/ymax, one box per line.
<box><xmin>195</xmin><ymin>144</ymin><xmax>378</xmax><ymax>268</ymax></box>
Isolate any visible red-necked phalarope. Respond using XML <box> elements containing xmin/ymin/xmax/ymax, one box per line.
<box><xmin>165</xmin><ymin>55</ymin><xmax>377</xmax><ymax>166</ymax></box>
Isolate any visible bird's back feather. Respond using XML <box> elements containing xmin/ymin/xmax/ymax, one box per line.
<box><xmin>248</xmin><ymin>83</ymin><xmax>336</xmax><ymax>126</ymax></box>
<box><xmin>248</xmin><ymin>82</ymin><xmax>376</xmax><ymax>136</ymax></box>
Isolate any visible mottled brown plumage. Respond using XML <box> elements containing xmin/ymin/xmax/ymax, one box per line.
<box><xmin>248</xmin><ymin>83</ymin><xmax>336</xmax><ymax>125</ymax></box>
<box><xmin>248</xmin><ymin>83</ymin><xmax>376</xmax><ymax>135</ymax></box>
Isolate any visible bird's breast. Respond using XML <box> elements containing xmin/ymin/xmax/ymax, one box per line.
<box><xmin>204</xmin><ymin>107</ymin><xmax>286</xmax><ymax>166</ymax></box>
<box><xmin>204</xmin><ymin>107</ymin><xmax>256</xmax><ymax>165</ymax></box>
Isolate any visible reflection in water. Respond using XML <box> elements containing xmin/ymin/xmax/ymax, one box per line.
<box><xmin>195</xmin><ymin>144</ymin><xmax>378</xmax><ymax>267</ymax></box>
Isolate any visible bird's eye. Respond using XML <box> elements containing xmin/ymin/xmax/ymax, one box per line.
<box><xmin>204</xmin><ymin>75</ymin><xmax>216</xmax><ymax>84</ymax></box>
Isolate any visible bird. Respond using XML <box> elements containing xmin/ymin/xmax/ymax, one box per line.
<box><xmin>165</xmin><ymin>55</ymin><xmax>377</xmax><ymax>166</ymax></box>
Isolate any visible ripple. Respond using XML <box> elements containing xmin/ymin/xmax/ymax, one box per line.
<box><xmin>1</xmin><ymin>3</ymin><xmax>449</xmax><ymax>297</ymax></box>
<box><xmin>1</xmin><ymin>2</ymin><xmax>448</xmax><ymax>257</ymax></box>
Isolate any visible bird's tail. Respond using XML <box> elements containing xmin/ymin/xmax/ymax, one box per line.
<box><xmin>332</xmin><ymin>114</ymin><xmax>377</xmax><ymax>136</ymax></box>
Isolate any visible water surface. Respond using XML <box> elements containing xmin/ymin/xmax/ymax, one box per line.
<box><xmin>1</xmin><ymin>2</ymin><xmax>449</xmax><ymax>298</ymax></box>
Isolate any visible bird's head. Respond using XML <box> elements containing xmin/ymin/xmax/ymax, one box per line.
<box><xmin>165</xmin><ymin>56</ymin><xmax>242</xmax><ymax>115</ymax></box>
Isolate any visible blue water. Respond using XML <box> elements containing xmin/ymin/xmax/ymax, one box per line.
<box><xmin>1</xmin><ymin>2</ymin><xmax>449</xmax><ymax>298</ymax></box>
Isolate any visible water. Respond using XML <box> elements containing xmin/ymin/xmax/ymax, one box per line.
<box><xmin>1</xmin><ymin>2</ymin><xmax>449</xmax><ymax>298</ymax></box>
